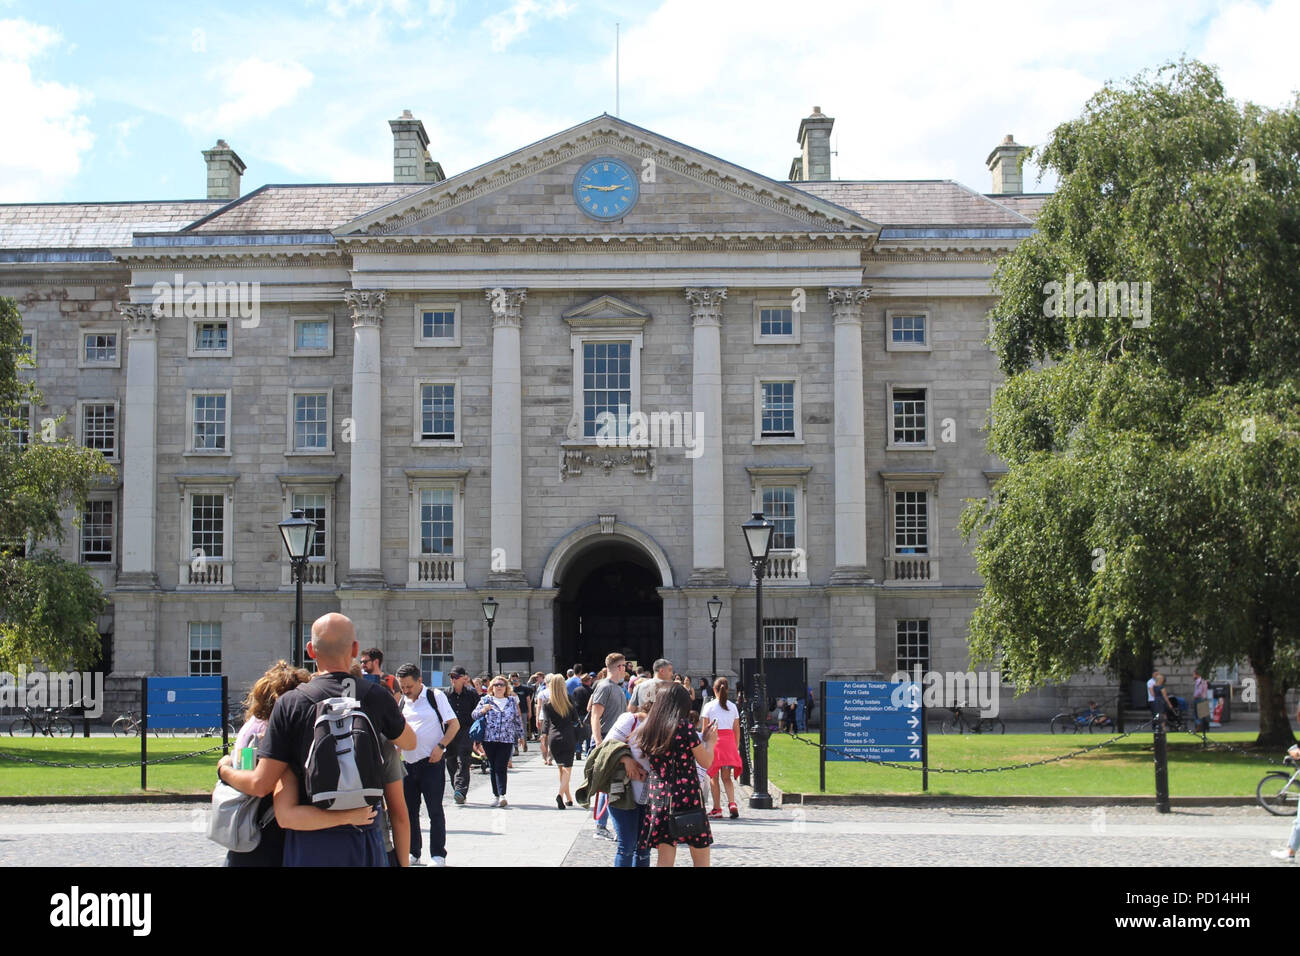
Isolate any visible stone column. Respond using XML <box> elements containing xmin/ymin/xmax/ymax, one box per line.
<box><xmin>828</xmin><ymin>288</ymin><xmax>872</xmax><ymax>584</ymax></box>
<box><xmin>117</xmin><ymin>304</ymin><xmax>160</xmax><ymax>589</ymax></box>
<box><xmin>486</xmin><ymin>288</ymin><xmax>528</xmax><ymax>588</ymax></box>
<box><xmin>685</xmin><ymin>288</ymin><xmax>728</xmax><ymax>586</ymax></box>
<box><xmin>343</xmin><ymin>290</ymin><xmax>386</xmax><ymax>587</ymax></box>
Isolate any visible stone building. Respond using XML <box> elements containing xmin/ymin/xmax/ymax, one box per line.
<box><xmin>1</xmin><ymin>109</ymin><xmax>1072</xmax><ymax>715</ymax></box>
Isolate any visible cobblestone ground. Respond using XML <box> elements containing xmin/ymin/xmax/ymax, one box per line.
<box><xmin>0</xmin><ymin>752</ymin><xmax>1293</xmax><ymax>867</ymax></box>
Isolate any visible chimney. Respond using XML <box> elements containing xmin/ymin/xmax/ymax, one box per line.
<box><xmin>389</xmin><ymin>109</ymin><xmax>444</xmax><ymax>184</ymax></box>
<box><xmin>986</xmin><ymin>134</ymin><xmax>1028</xmax><ymax>195</ymax></box>
<box><xmin>202</xmin><ymin>140</ymin><xmax>245</xmax><ymax>201</ymax></box>
<box><xmin>796</xmin><ymin>106</ymin><xmax>834</xmax><ymax>182</ymax></box>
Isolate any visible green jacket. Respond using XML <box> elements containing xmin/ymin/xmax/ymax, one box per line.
<box><xmin>576</xmin><ymin>738</ymin><xmax>637</xmax><ymax>811</ymax></box>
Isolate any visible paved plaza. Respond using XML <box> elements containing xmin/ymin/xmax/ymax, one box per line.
<box><xmin>0</xmin><ymin>748</ymin><xmax>1294</xmax><ymax>867</ymax></box>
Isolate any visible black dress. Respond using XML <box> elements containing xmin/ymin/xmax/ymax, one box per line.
<box><xmin>639</xmin><ymin>720</ymin><xmax>712</xmax><ymax>850</ymax></box>
<box><xmin>544</xmin><ymin>702</ymin><xmax>577</xmax><ymax>767</ymax></box>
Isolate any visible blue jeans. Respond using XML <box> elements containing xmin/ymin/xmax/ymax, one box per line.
<box><xmin>1290</xmin><ymin>799</ymin><xmax>1300</xmax><ymax>853</ymax></box>
<box><xmin>609</xmin><ymin>802</ymin><xmax>649</xmax><ymax>867</ymax></box>
<box><xmin>795</xmin><ymin>699</ymin><xmax>806</xmax><ymax>732</ymax></box>
<box><xmin>403</xmin><ymin>758</ymin><xmax>447</xmax><ymax>860</ymax></box>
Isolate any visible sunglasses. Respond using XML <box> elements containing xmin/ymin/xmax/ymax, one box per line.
<box><xmin>491</xmin><ymin>682</ymin><xmax>506</xmax><ymax>688</ymax></box>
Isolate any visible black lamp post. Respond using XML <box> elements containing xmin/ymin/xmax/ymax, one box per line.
<box><xmin>707</xmin><ymin>594</ymin><xmax>723</xmax><ymax>686</ymax></box>
<box><xmin>741</xmin><ymin>511</ymin><xmax>774</xmax><ymax>810</ymax></box>
<box><xmin>278</xmin><ymin>509</ymin><xmax>316</xmax><ymax>670</ymax></box>
<box><xmin>482</xmin><ymin>596</ymin><xmax>499</xmax><ymax>676</ymax></box>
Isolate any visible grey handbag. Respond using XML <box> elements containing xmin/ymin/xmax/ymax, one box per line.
<box><xmin>207</xmin><ymin>781</ymin><xmax>275</xmax><ymax>852</ymax></box>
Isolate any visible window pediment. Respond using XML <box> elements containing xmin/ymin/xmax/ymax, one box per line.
<box><xmin>562</xmin><ymin>294</ymin><xmax>651</xmax><ymax>332</ymax></box>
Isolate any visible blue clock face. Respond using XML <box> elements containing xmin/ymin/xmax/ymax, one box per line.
<box><xmin>573</xmin><ymin>157</ymin><xmax>639</xmax><ymax>221</ymax></box>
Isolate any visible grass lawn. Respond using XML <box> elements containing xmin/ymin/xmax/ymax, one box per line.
<box><xmin>0</xmin><ymin>737</ymin><xmax>227</xmax><ymax>796</ymax></box>
<box><xmin>768</xmin><ymin>732</ymin><xmax>1280</xmax><ymax>797</ymax></box>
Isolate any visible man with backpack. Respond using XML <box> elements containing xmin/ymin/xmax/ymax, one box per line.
<box><xmin>443</xmin><ymin>666</ymin><xmax>479</xmax><ymax>806</ymax></box>
<box><xmin>361</xmin><ymin>648</ymin><xmax>398</xmax><ymax>694</ymax></box>
<box><xmin>218</xmin><ymin>612</ymin><xmax>416</xmax><ymax>867</ymax></box>
<box><xmin>396</xmin><ymin>662</ymin><xmax>460</xmax><ymax>867</ymax></box>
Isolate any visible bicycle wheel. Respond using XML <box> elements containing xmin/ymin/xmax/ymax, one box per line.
<box><xmin>1049</xmin><ymin>714</ymin><xmax>1074</xmax><ymax>734</ymax></box>
<box><xmin>49</xmin><ymin>717</ymin><xmax>75</xmax><ymax>737</ymax></box>
<box><xmin>1256</xmin><ymin>772</ymin><xmax>1299</xmax><ymax>816</ymax></box>
<box><xmin>940</xmin><ymin>718</ymin><xmax>960</xmax><ymax>735</ymax></box>
<box><xmin>7</xmin><ymin>717</ymin><xmax>35</xmax><ymax>736</ymax></box>
<box><xmin>980</xmin><ymin>718</ymin><xmax>1005</xmax><ymax>734</ymax></box>
<box><xmin>111</xmin><ymin>716</ymin><xmax>138</xmax><ymax>737</ymax></box>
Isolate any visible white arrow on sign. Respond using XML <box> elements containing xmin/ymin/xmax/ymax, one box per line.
<box><xmin>907</xmin><ymin>716</ymin><xmax>919</xmax><ymax>728</ymax></box>
<box><xmin>908</xmin><ymin>732</ymin><xmax>920</xmax><ymax>744</ymax></box>
<box><xmin>908</xmin><ymin>748</ymin><xmax>921</xmax><ymax>759</ymax></box>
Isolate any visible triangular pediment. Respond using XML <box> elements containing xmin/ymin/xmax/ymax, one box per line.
<box><xmin>562</xmin><ymin>294</ymin><xmax>650</xmax><ymax>330</ymax></box>
<box><xmin>334</xmin><ymin>115</ymin><xmax>878</xmax><ymax>243</ymax></box>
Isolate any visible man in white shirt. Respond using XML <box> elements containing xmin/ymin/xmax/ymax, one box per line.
<box><xmin>396</xmin><ymin>662</ymin><xmax>459</xmax><ymax>867</ymax></box>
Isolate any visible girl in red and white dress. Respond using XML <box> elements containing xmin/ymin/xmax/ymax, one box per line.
<box><xmin>700</xmin><ymin>677</ymin><xmax>743</xmax><ymax>818</ymax></box>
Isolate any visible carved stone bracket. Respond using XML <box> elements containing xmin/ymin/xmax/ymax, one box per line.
<box><xmin>344</xmin><ymin>290</ymin><xmax>386</xmax><ymax>329</ymax></box>
<box><xmin>559</xmin><ymin>446</ymin><xmax>655</xmax><ymax>480</ymax></box>
<box><xmin>485</xmin><ymin>287</ymin><xmax>527</xmax><ymax>327</ymax></box>
<box><xmin>828</xmin><ymin>286</ymin><xmax>871</xmax><ymax>325</ymax></box>
<box><xmin>684</xmin><ymin>287</ymin><xmax>727</xmax><ymax>326</ymax></box>
<box><xmin>118</xmin><ymin>302</ymin><xmax>161</xmax><ymax>337</ymax></box>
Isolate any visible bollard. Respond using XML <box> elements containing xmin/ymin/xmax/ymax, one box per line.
<box><xmin>1153</xmin><ymin>718</ymin><xmax>1170</xmax><ymax>813</ymax></box>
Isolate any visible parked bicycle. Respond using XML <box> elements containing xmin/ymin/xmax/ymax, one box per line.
<box><xmin>109</xmin><ymin>711</ymin><xmax>168</xmax><ymax>737</ymax></box>
<box><xmin>1049</xmin><ymin>704</ymin><xmax>1112</xmax><ymax>734</ymax></box>
<box><xmin>7</xmin><ymin>699</ymin><xmax>84</xmax><ymax>737</ymax></box>
<box><xmin>940</xmin><ymin>705</ymin><xmax>1004</xmax><ymax>735</ymax></box>
<box><xmin>1257</xmin><ymin>753</ymin><xmax>1300</xmax><ymax>816</ymax></box>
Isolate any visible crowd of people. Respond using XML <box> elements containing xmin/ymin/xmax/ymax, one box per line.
<box><xmin>214</xmin><ymin>614</ymin><xmax>750</xmax><ymax>867</ymax></box>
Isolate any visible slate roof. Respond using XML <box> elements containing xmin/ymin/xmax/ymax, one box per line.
<box><xmin>790</xmin><ymin>180</ymin><xmax>1033</xmax><ymax>227</ymax></box>
<box><xmin>183</xmin><ymin>184</ymin><xmax>426</xmax><ymax>233</ymax></box>
<box><xmin>0</xmin><ymin>200</ymin><xmax>223</xmax><ymax>249</ymax></box>
<box><xmin>988</xmin><ymin>193</ymin><xmax>1050</xmax><ymax>221</ymax></box>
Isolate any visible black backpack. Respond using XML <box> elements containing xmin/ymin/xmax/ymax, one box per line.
<box><xmin>300</xmin><ymin>680</ymin><xmax>385</xmax><ymax>810</ymax></box>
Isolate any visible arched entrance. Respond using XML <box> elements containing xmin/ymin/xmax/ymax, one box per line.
<box><xmin>547</xmin><ymin>526</ymin><xmax>668</xmax><ymax>674</ymax></box>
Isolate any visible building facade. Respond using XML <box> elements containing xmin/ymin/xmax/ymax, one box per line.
<box><xmin>3</xmin><ymin>109</ymin><xmax>1083</xmax><ymax>716</ymax></box>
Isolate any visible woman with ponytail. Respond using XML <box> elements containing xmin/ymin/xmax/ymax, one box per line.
<box><xmin>700</xmin><ymin>677</ymin><xmax>743</xmax><ymax>819</ymax></box>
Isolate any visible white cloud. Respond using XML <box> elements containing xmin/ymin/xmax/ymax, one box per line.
<box><xmin>0</xmin><ymin>18</ymin><xmax>93</xmax><ymax>201</ymax></box>
<box><xmin>1199</xmin><ymin>0</ymin><xmax>1300</xmax><ymax>109</ymax></box>
<box><xmin>482</xmin><ymin>0</ymin><xmax>575</xmax><ymax>52</ymax></box>
<box><xmin>184</xmin><ymin>58</ymin><xmax>315</xmax><ymax>136</ymax></box>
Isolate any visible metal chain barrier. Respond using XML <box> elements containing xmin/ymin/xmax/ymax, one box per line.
<box><xmin>782</xmin><ymin>722</ymin><xmax>1158</xmax><ymax>773</ymax></box>
<box><xmin>0</xmin><ymin>745</ymin><xmax>225</xmax><ymax>769</ymax></box>
<box><xmin>1173</xmin><ymin>726</ymin><xmax>1290</xmax><ymax>765</ymax></box>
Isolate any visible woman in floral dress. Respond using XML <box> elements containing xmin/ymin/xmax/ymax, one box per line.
<box><xmin>635</xmin><ymin>682</ymin><xmax>717</xmax><ymax>867</ymax></box>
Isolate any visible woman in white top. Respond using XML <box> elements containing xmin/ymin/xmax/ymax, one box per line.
<box><xmin>700</xmin><ymin>677</ymin><xmax>743</xmax><ymax>819</ymax></box>
<box><xmin>605</xmin><ymin>687</ymin><xmax>655</xmax><ymax>867</ymax></box>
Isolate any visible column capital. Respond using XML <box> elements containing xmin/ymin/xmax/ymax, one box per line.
<box><xmin>685</xmin><ymin>287</ymin><xmax>727</xmax><ymax>327</ymax></box>
<box><xmin>344</xmin><ymin>290</ymin><xmax>386</xmax><ymax>329</ymax></box>
<box><xmin>828</xmin><ymin>287</ymin><xmax>871</xmax><ymax>324</ymax></box>
<box><xmin>119</xmin><ymin>302</ymin><xmax>161</xmax><ymax>338</ymax></box>
<box><xmin>485</xmin><ymin>287</ymin><xmax>527</xmax><ymax>327</ymax></box>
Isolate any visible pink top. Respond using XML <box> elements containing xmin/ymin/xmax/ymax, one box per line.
<box><xmin>234</xmin><ymin>716</ymin><xmax>266</xmax><ymax>753</ymax></box>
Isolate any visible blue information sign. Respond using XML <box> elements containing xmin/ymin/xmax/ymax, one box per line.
<box><xmin>822</xmin><ymin>680</ymin><xmax>923</xmax><ymax>763</ymax></box>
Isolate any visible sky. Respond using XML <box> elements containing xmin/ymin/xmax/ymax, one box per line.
<box><xmin>1</xmin><ymin>0</ymin><xmax>1297</xmax><ymax>204</ymax></box>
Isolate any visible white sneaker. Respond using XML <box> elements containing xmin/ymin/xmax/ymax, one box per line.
<box><xmin>489</xmin><ymin>797</ymin><xmax>500</xmax><ymax>808</ymax></box>
<box><xmin>431</xmin><ymin>856</ymin><xmax>446</xmax><ymax>867</ymax></box>
<box><xmin>593</xmin><ymin>827</ymin><xmax>613</xmax><ymax>840</ymax></box>
<box><xmin>498</xmin><ymin>797</ymin><xmax>508</xmax><ymax>808</ymax></box>
<box><xmin>409</xmin><ymin>854</ymin><xmax>424</xmax><ymax>866</ymax></box>
<box><xmin>1269</xmin><ymin>849</ymin><xmax>1295</xmax><ymax>861</ymax></box>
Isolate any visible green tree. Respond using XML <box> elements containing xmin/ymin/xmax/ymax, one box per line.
<box><xmin>963</xmin><ymin>60</ymin><xmax>1300</xmax><ymax>746</ymax></box>
<box><xmin>0</xmin><ymin>296</ymin><xmax>116</xmax><ymax>671</ymax></box>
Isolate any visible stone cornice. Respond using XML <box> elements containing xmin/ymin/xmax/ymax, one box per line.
<box><xmin>336</xmin><ymin>122</ymin><xmax>879</xmax><ymax>237</ymax></box>
<box><xmin>342</xmin><ymin>233</ymin><xmax>871</xmax><ymax>252</ymax></box>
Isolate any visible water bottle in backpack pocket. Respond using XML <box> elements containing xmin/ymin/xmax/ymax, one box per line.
<box><xmin>303</xmin><ymin>693</ymin><xmax>385</xmax><ymax>810</ymax></box>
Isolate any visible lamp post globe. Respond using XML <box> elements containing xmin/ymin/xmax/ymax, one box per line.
<box><xmin>740</xmin><ymin>512</ymin><xmax>775</xmax><ymax>810</ymax></box>
<box><xmin>482</xmin><ymin>596</ymin><xmax>499</xmax><ymax>676</ymax></box>
<box><xmin>278</xmin><ymin>508</ymin><xmax>317</xmax><ymax>669</ymax></box>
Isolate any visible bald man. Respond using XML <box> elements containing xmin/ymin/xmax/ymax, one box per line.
<box><xmin>219</xmin><ymin>612</ymin><xmax>416</xmax><ymax>866</ymax></box>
